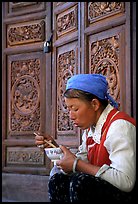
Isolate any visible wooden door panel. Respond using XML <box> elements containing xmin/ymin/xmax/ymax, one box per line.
<box><xmin>55</xmin><ymin>42</ymin><xmax>79</xmax><ymax>147</ymax></box>
<box><xmin>52</xmin><ymin>2</ymin><xmax>134</xmax><ymax>149</ymax></box>
<box><xmin>82</xmin><ymin>2</ymin><xmax>132</xmax><ymax>115</ymax></box>
<box><xmin>88</xmin><ymin>26</ymin><xmax>125</xmax><ymax>110</ymax></box>
<box><xmin>52</xmin><ymin>2</ymin><xmax>81</xmax><ymax>149</ymax></box>
<box><xmin>4</xmin><ymin>50</ymin><xmax>51</xmax><ymax>175</ymax></box>
<box><xmin>87</xmin><ymin>2</ymin><xmax>125</xmax><ymax>25</ymax></box>
<box><xmin>8</xmin><ymin>52</ymin><xmax>42</xmax><ymax>135</ymax></box>
<box><xmin>86</xmin><ymin>2</ymin><xmax>126</xmax><ymax>112</ymax></box>
<box><xmin>7</xmin><ymin>20</ymin><xmax>45</xmax><ymax>47</ymax></box>
<box><xmin>2</xmin><ymin>2</ymin><xmax>52</xmax><ymax>175</ymax></box>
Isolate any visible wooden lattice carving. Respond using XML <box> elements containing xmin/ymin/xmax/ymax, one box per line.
<box><xmin>7</xmin><ymin>20</ymin><xmax>45</xmax><ymax>46</ymax></box>
<box><xmin>88</xmin><ymin>2</ymin><xmax>125</xmax><ymax>23</ymax></box>
<box><xmin>10</xmin><ymin>59</ymin><xmax>41</xmax><ymax>132</ymax></box>
<box><xmin>90</xmin><ymin>36</ymin><xmax>120</xmax><ymax>106</ymax></box>
<box><xmin>57</xmin><ymin>50</ymin><xmax>76</xmax><ymax>132</ymax></box>
<box><xmin>56</xmin><ymin>5</ymin><xmax>78</xmax><ymax>38</ymax></box>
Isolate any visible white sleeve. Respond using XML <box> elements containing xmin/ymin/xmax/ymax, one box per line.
<box><xmin>95</xmin><ymin>119</ymin><xmax>136</xmax><ymax>192</ymax></box>
<box><xmin>75</xmin><ymin>130</ymin><xmax>88</xmax><ymax>162</ymax></box>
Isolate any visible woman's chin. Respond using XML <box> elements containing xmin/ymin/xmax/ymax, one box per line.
<box><xmin>74</xmin><ymin>123</ymin><xmax>89</xmax><ymax>130</ymax></box>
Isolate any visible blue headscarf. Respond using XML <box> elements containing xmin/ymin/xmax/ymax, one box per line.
<box><xmin>66</xmin><ymin>74</ymin><xmax>118</xmax><ymax>109</ymax></box>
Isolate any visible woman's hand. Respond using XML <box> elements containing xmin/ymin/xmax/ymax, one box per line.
<box><xmin>34</xmin><ymin>132</ymin><xmax>58</xmax><ymax>149</ymax></box>
<box><xmin>56</xmin><ymin>145</ymin><xmax>76</xmax><ymax>173</ymax></box>
<box><xmin>57</xmin><ymin>145</ymin><xmax>100</xmax><ymax>176</ymax></box>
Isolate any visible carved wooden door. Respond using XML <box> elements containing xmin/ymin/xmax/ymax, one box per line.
<box><xmin>2</xmin><ymin>2</ymin><xmax>135</xmax><ymax>176</ymax></box>
<box><xmin>52</xmin><ymin>2</ymin><xmax>135</xmax><ymax>150</ymax></box>
<box><xmin>2</xmin><ymin>2</ymin><xmax>52</xmax><ymax>175</ymax></box>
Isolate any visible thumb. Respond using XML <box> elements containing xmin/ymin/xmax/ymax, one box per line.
<box><xmin>59</xmin><ymin>145</ymin><xmax>69</xmax><ymax>154</ymax></box>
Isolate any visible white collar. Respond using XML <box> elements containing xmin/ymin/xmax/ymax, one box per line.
<box><xmin>87</xmin><ymin>104</ymin><xmax>114</xmax><ymax>144</ymax></box>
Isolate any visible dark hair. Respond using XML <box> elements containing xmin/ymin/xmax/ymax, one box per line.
<box><xmin>64</xmin><ymin>89</ymin><xmax>108</xmax><ymax>107</ymax></box>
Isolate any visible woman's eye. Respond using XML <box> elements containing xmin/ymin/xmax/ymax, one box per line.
<box><xmin>73</xmin><ymin>108</ymin><xmax>78</xmax><ymax>112</ymax></box>
<box><xmin>67</xmin><ymin>107</ymin><xmax>78</xmax><ymax>112</ymax></box>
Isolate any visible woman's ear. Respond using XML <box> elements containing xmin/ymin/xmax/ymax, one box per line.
<box><xmin>91</xmin><ymin>98</ymin><xmax>100</xmax><ymax>111</ymax></box>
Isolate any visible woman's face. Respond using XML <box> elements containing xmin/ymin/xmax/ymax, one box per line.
<box><xmin>65</xmin><ymin>97</ymin><xmax>99</xmax><ymax>130</ymax></box>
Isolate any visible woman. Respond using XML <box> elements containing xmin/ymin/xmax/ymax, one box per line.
<box><xmin>35</xmin><ymin>74</ymin><xmax>136</xmax><ymax>202</ymax></box>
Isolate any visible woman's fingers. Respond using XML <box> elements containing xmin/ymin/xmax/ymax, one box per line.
<box><xmin>34</xmin><ymin>132</ymin><xmax>59</xmax><ymax>149</ymax></box>
<box><xmin>34</xmin><ymin>132</ymin><xmax>45</xmax><ymax>147</ymax></box>
<box><xmin>59</xmin><ymin>145</ymin><xmax>72</xmax><ymax>155</ymax></box>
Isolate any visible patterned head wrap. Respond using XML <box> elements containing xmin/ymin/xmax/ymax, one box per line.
<box><xmin>66</xmin><ymin>74</ymin><xmax>118</xmax><ymax>109</ymax></box>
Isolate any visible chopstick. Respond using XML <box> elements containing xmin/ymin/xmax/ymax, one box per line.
<box><xmin>44</xmin><ymin>139</ymin><xmax>57</xmax><ymax>148</ymax></box>
<box><xmin>34</xmin><ymin>132</ymin><xmax>57</xmax><ymax>148</ymax></box>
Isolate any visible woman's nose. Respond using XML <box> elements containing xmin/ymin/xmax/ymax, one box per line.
<box><xmin>69</xmin><ymin>111</ymin><xmax>76</xmax><ymax>120</ymax></box>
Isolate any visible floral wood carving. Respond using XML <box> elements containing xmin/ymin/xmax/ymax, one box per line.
<box><xmin>10</xmin><ymin>59</ymin><xmax>40</xmax><ymax>132</ymax></box>
<box><xmin>7</xmin><ymin>147</ymin><xmax>44</xmax><ymax>165</ymax></box>
<box><xmin>56</xmin><ymin>5</ymin><xmax>78</xmax><ymax>38</ymax></box>
<box><xmin>57</xmin><ymin>50</ymin><xmax>76</xmax><ymax>132</ymax></box>
<box><xmin>88</xmin><ymin>2</ymin><xmax>124</xmax><ymax>23</ymax></box>
<box><xmin>90</xmin><ymin>36</ymin><xmax>120</xmax><ymax>106</ymax></box>
<box><xmin>7</xmin><ymin>20</ymin><xmax>45</xmax><ymax>46</ymax></box>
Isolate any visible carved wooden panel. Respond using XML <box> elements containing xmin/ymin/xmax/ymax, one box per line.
<box><xmin>55</xmin><ymin>42</ymin><xmax>79</xmax><ymax>147</ymax></box>
<box><xmin>2</xmin><ymin>2</ymin><xmax>52</xmax><ymax>175</ymax></box>
<box><xmin>89</xmin><ymin>27</ymin><xmax>125</xmax><ymax>109</ymax></box>
<box><xmin>56</xmin><ymin>4</ymin><xmax>78</xmax><ymax>39</ymax></box>
<box><xmin>52</xmin><ymin>40</ymin><xmax>79</xmax><ymax>147</ymax></box>
<box><xmin>88</xmin><ymin>2</ymin><xmax>125</xmax><ymax>24</ymax></box>
<box><xmin>57</xmin><ymin>42</ymin><xmax>78</xmax><ymax>135</ymax></box>
<box><xmin>8</xmin><ymin>53</ymin><xmax>42</xmax><ymax>135</ymax></box>
<box><xmin>83</xmin><ymin>2</ymin><xmax>131</xmax><ymax>114</ymax></box>
<box><xmin>52</xmin><ymin>2</ymin><xmax>80</xmax><ymax>148</ymax></box>
<box><xmin>7</xmin><ymin>20</ymin><xmax>45</xmax><ymax>47</ymax></box>
<box><xmin>7</xmin><ymin>147</ymin><xmax>44</xmax><ymax>166</ymax></box>
<box><xmin>4</xmin><ymin>50</ymin><xmax>51</xmax><ymax>173</ymax></box>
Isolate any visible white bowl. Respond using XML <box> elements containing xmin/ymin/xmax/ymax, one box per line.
<box><xmin>44</xmin><ymin>147</ymin><xmax>63</xmax><ymax>163</ymax></box>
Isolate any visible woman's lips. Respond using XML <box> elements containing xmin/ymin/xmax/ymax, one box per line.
<box><xmin>74</xmin><ymin>123</ymin><xmax>86</xmax><ymax>129</ymax></box>
<box><xmin>74</xmin><ymin>123</ymin><xmax>79</xmax><ymax>127</ymax></box>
